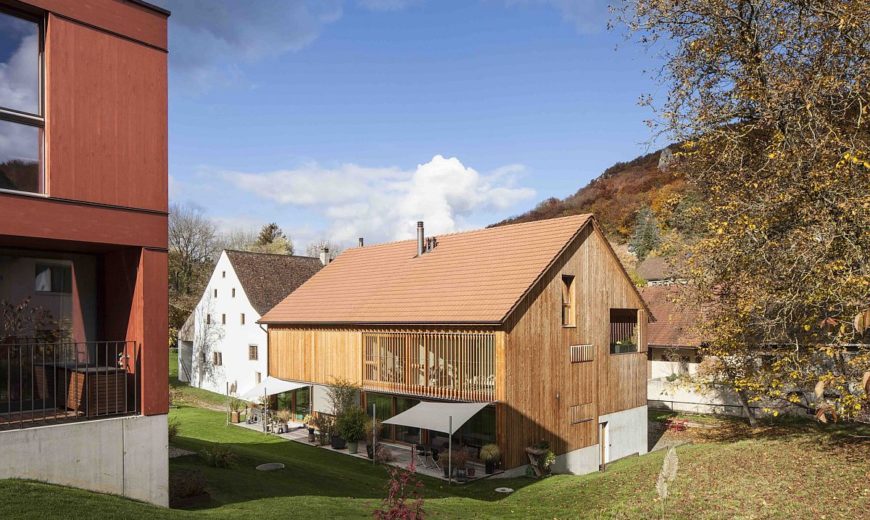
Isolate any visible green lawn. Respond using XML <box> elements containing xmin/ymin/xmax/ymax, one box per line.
<box><xmin>169</xmin><ymin>350</ymin><xmax>227</xmax><ymax>410</ymax></box>
<box><xmin>2</xmin><ymin>403</ymin><xmax>868</xmax><ymax>519</ymax></box>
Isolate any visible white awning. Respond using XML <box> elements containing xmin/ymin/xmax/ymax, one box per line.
<box><xmin>239</xmin><ymin>377</ymin><xmax>307</xmax><ymax>401</ymax></box>
<box><xmin>382</xmin><ymin>401</ymin><xmax>490</xmax><ymax>433</ymax></box>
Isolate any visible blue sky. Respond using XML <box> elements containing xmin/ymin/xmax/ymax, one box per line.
<box><xmin>157</xmin><ymin>0</ymin><xmax>662</xmax><ymax>250</ymax></box>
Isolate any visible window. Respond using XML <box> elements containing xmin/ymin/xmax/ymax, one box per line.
<box><xmin>240</xmin><ymin>313</ymin><xmax>245</xmax><ymax>325</ymax></box>
<box><xmin>213</xmin><ymin>288</ymin><xmax>217</xmax><ymax>298</ymax></box>
<box><xmin>248</xmin><ymin>344</ymin><xmax>258</xmax><ymax>360</ymax></box>
<box><xmin>34</xmin><ymin>263</ymin><xmax>72</xmax><ymax>294</ymax></box>
<box><xmin>199</xmin><ymin>352</ymin><xmax>206</xmax><ymax>364</ymax></box>
<box><xmin>221</xmin><ymin>314</ymin><xmax>226</xmax><ymax>325</ymax></box>
<box><xmin>222</xmin><ymin>271</ymin><xmax>226</xmax><ymax>278</ymax></box>
<box><xmin>213</xmin><ymin>352</ymin><xmax>223</xmax><ymax>366</ymax></box>
<box><xmin>232</xmin><ymin>288</ymin><xmax>236</xmax><ymax>297</ymax></box>
<box><xmin>610</xmin><ymin>309</ymin><xmax>639</xmax><ymax>354</ymax></box>
<box><xmin>561</xmin><ymin>275</ymin><xmax>576</xmax><ymax>327</ymax></box>
<box><xmin>206</xmin><ymin>314</ymin><xmax>211</xmax><ymax>325</ymax></box>
<box><xmin>0</xmin><ymin>8</ymin><xmax>43</xmax><ymax>195</ymax></box>
<box><xmin>255</xmin><ymin>371</ymin><xmax>261</xmax><ymax>384</ymax></box>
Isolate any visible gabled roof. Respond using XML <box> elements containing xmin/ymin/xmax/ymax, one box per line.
<box><xmin>261</xmin><ymin>214</ymin><xmax>619</xmax><ymax>325</ymax></box>
<box><xmin>225</xmin><ymin>250</ymin><xmax>323</xmax><ymax>315</ymax></box>
<box><xmin>639</xmin><ymin>284</ymin><xmax>702</xmax><ymax>348</ymax></box>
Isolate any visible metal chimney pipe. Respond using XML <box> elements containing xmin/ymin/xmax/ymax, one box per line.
<box><xmin>358</xmin><ymin>237</ymin><xmax>364</xmax><ymax>247</ymax></box>
<box><xmin>416</xmin><ymin>221</ymin><xmax>424</xmax><ymax>256</ymax></box>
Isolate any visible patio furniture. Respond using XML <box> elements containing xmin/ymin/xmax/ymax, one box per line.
<box><xmin>414</xmin><ymin>444</ymin><xmax>430</xmax><ymax>467</ymax></box>
<box><xmin>429</xmin><ymin>447</ymin><xmax>442</xmax><ymax>470</ymax></box>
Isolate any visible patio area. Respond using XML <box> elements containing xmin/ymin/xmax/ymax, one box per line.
<box><xmin>231</xmin><ymin>419</ymin><xmax>492</xmax><ymax>482</ymax></box>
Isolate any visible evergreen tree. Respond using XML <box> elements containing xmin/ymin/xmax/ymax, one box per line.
<box><xmin>628</xmin><ymin>205</ymin><xmax>661</xmax><ymax>261</ymax></box>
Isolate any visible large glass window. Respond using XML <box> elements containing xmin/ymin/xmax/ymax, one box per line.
<box><xmin>0</xmin><ymin>8</ymin><xmax>43</xmax><ymax>195</ymax></box>
<box><xmin>394</xmin><ymin>396</ymin><xmax>421</xmax><ymax>443</ymax></box>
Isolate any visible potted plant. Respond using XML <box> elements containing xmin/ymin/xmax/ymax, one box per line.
<box><xmin>276</xmin><ymin>409</ymin><xmax>292</xmax><ymax>433</ymax></box>
<box><xmin>336</xmin><ymin>405</ymin><xmax>367</xmax><ymax>454</ymax></box>
<box><xmin>480</xmin><ymin>444</ymin><xmax>501</xmax><ymax>474</ymax></box>
<box><xmin>302</xmin><ymin>414</ymin><xmax>316</xmax><ymax>442</ymax></box>
<box><xmin>365</xmin><ymin>418</ymin><xmax>383</xmax><ymax>459</ymax></box>
<box><xmin>229</xmin><ymin>397</ymin><xmax>244</xmax><ymax>424</ymax></box>
<box><xmin>449</xmin><ymin>450</ymin><xmax>469</xmax><ymax>481</ymax></box>
<box><xmin>311</xmin><ymin>414</ymin><xmax>333</xmax><ymax>446</ymax></box>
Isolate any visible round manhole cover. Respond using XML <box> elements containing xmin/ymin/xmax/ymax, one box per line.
<box><xmin>256</xmin><ymin>463</ymin><xmax>285</xmax><ymax>471</ymax></box>
<box><xmin>494</xmin><ymin>487</ymin><xmax>514</xmax><ymax>494</ymax></box>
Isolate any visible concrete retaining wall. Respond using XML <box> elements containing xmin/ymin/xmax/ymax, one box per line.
<box><xmin>0</xmin><ymin>414</ymin><xmax>168</xmax><ymax>506</ymax></box>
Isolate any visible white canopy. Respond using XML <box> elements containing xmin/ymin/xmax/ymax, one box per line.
<box><xmin>239</xmin><ymin>377</ymin><xmax>307</xmax><ymax>401</ymax></box>
<box><xmin>382</xmin><ymin>401</ymin><xmax>490</xmax><ymax>433</ymax></box>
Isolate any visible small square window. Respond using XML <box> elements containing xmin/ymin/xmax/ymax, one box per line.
<box><xmin>249</xmin><ymin>345</ymin><xmax>258</xmax><ymax>361</ymax></box>
<box><xmin>255</xmin><ymin>371</ymin><xmax>262</xmax><ymax>384</ymax></box>
<box><xmin>213</xmin><ymin>352</ymin><xmax>223</xmax><ymax>366</ymax></box>
<box><xmin>241</xmin><ymin>313</ymin><xmax>246</xmax><ymax>325</ymax></box>
<box><xmin>35</xmin><ymin>263</ymin><xmax>72</xmax><ymax>294</ymax></box>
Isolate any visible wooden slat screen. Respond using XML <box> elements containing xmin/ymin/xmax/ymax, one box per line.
<box><xmin>569</xmin><ymin>344</ymin><xmax>594</xmax><ymax>363</ymax></box>
<box><xmin>363</xmin><ymin>332</ymin><xmax>495</xmax><ymax>401</ymax></box>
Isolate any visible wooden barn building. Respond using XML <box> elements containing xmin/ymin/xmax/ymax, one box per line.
<box><xmin>260</xmin><ymin>214</ymin><xmax>650</xmax><ymax>474</ymax></box>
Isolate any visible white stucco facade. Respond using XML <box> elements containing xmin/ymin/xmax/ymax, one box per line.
<box><xmin>187</xmin><ymin>252</ymin><xmax>268</xmax><ymax>397</ymax></box>
<box><xmin>0</xmin><ymin>414</ymin><xmax>168</xmax><ymax>506</ymax></box>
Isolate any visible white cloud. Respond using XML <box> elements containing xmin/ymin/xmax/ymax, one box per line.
<box><xmin>221</xmin><ymin>155</ymin><xmax>535</xmax><ymax>244</ymax></box>
<box><xmin>503</xmin><ymin>0</ymin><xmax>610</xmax><ymax>33</ymax></box>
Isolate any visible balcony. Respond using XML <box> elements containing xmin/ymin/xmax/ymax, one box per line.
<box><xmin>0</xmin><ymin>340</ymin><xmax>140</xmax><ymax>430</ymax></box>
<box><xmin>363</xmin><ymin>332</ymin><xmax>495</xmax><ymax>402</ymax></box>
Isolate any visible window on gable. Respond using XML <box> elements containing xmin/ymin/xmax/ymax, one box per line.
<box><xmin>222</xmin><ymin>270</ymin><xmax>226</xmax><ymax>278</ymax></box>
<box><xmin>213</xmin><ymin>352</ymin><xmax>223</xmax><ymax>366</ymax></box>
<box><xmin>206</xmin><ymin>314</ymin><xmax>211</xmax><ymax>325</ymax></box>
<box><xmin>0</xmin><ymin>8</ymin><xmax>43</xmax><ymax>195</ymax></box>
<box><xmin>561</xmin><ymin>275</ymin><xmax>576</xmax><ymax>327</ymax></box>
<box><xmin>610</xmin><ymin>309</ymin><xmax>639</xmax><ymax>354</ymax></box>
<box><xmin>241</xmin><ymin>313</ymin><xmax>245</xmax><ymax>325</ymax></box>
<box><xmin>232</xmin><ymin>288</ymin><xmax>236</xmax><ymax>298</ymax></box>
<box><xmin>221</xmin><ymin>314</ymin><xmax>226</xmax><ymax>325</ymax></box>
<box><xmin>213</xmin><ymin>288</ymin><xmax>217</xmax><ymax>298</ymax></box>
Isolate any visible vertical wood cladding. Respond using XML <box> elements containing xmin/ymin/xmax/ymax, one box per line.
<box><xmin>45</xmin><ymin>14</ymin><xmax>167</xmax><ymax>212</ymax></box>
<box><xmin>500</xmin><ymin>224</ymin><xmax>647</xmax><ymax>468</ymax></box>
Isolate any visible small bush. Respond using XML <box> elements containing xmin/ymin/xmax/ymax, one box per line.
<box><xmin>375</xmin><ymin>445</ymin><xmax>395</xmax><ymax>464</ymax></box>
<box><xmin>374</xmin><ymin>461</ymin><xmax>425</xmax><ymax>519</ymax></box>
<box><xmin>169</xmin><ymin>469</ymin><xmax>206</xmax><ymax>500</ymax></box>
<box><xmin>168</xmin><ymin>417</ymin><xmax>181</xmax><ymax>443</ymax></box>
<box><xmin>200</xmin><ymin>445</ymin><xmax>235</xmax><ymax>468</ymax></box>
<box><xmin>480</xmin><ymin>444</ymin><xmax>501</xmax><ymax>463</ymax></box>
<box><xmin>336</xmin><ymin>405</ymin><xmax>368</xmax><ymax>442</ymax></box>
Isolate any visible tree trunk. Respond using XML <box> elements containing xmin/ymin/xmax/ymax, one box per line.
<box><xmin>735</xmin><ymin>389</ymin><xmax>757</xmax><ymax>427</ymax></box>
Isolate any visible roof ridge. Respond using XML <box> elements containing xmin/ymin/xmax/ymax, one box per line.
<box><xmin>343</xmin><ymin>214</ymin><xmax>595</xmax><ymax>252</ymax></box>
<box><xmin>225</xmin><ymin>249</ymin><xmax>320</xmax><ymax>260</ymax></box>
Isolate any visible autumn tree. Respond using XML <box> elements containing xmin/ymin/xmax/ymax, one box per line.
<box><xmin>619</xmin><ymin>0</ymin><xmax>870</xmax><ymax>423</ymax></box>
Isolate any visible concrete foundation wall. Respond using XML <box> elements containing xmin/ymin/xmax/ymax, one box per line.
<box><xmin>552</xmin><ymin>443</ymin><xmax>599</xmax><ymax>475</ymax></box>
<box><xmin>0</xmin><ymin>414</ymin><xmax>168</xmax><ymax>506</ymax></box>
<box><xmin>599</xmin><ymin>405</ymin><xmax>648</xmax><ymax>462</ymax></box>
<box><xmin>648</xmin><ymin>378</ymin><xmax>747</xmax><ymax>416</ymax></box>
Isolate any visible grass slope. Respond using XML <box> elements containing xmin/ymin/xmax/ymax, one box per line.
<box><xmin>169</xmin><ymin>350</ymin><xmax>227</xmax><ymax>410</ymax></box>
<box><xmin>2</xmin><ymin>406</ymin><xmax>868</xmax><ymax>519</ymax></box>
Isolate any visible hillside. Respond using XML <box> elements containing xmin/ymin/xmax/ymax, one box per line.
<box><xmin>493</xmin><ymin>148</ymin><xmax>688</xmax><ymax>243</ymax></box>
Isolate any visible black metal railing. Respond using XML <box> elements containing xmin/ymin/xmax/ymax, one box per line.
<box><xmin>0</xmin><ymin>340</ymin><xmax>140</xmax><ymax>431</ymax></box>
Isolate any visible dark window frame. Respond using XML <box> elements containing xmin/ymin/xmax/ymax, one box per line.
<box><xmin>0</xmin><ymin>6</ymin><xmax>45</xmax><ymax>196</ymax></box>
<box><xmin>248</xmin><ymin>344</ymin><xmax>258</xmax><ymax>360</ymax></box>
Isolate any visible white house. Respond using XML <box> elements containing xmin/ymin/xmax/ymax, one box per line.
<box><xmin>178</xmin><ymin>250</ymin><xmax>322</xmax><ymax>396</ymax></box>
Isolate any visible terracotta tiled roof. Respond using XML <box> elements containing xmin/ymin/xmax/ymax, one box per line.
<box><xmin>260</xmin><ymin>214</ymin><xmax>594</xmax><ymax>325</ymax></box>
<box><xmin>226</xmin><ymin>250</ymin><xmax>323</xmax><ymax>315</ymax></box>
<box><xmin>639</xmin><ymin>284</ymin><xmax>702</xmax><ymax>347</ymax></box>
<box><xmin>636</xmin><ymin>256</ymin><xmax>674</xmax><ymax>282</ymax></box>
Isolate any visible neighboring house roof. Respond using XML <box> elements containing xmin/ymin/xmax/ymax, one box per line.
<box><xmin>636</xmin><ymin>256</ymin><xmax>673</xmax><ymax>282</ymax></box>
<box><xmin>261</xmin><ymin>214</ymin><xmax>645</xmax><ymax>325</ymax></box>
<box><xmin>640</xmin><ymin>284</ymin><xmax>702</xmax><ymax>348</ymax></box>
<box><xmin>225</xmin><ymin>250</ymin><xmax>323</xmax><ymax>315</ymax></box>
<box><xmin>178</xmin><ymin>312</ymin><xmax>195</xmax><ymax>342</ymax></box>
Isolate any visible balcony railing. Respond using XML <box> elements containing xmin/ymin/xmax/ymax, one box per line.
<box><xmin>0</xmin><ymin>340</ymin><xmax>140</xmax><ymax>431</ymax></box>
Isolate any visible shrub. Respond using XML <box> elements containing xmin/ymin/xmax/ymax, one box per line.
<box><xmin>200</xmin><ymin>445</ymin><xmax>235</xmax><ymax>468</ymax></box>
<box><xmin>168</xmin><ymin>417</ymin><xmax>181</xmax><ymax>444</ymax></box>
<box><xmin>366</xmin><ymin>418</ymin><xmax>383</xmax><ymax>443</ymax></box>
<box><xmin>326</xmin><ymin>377</ymin><xmax>360</xmax><ymax>416</ymax></box>
<box><xmin>449</xmin><ymin>450</ymin><xmax>469</xmax><ymax>470</ymax></box>
<box><xmin>479</xmin><ymin>444</ymin><xmax>501</xmax><ymax>463</ymax></box>
<box><xmin>374</xmin><ymin>460</ymin><xmax>425</xmax><ymax>519</ymax></box>
<box><xmin>169</xmin><ymin>469</ymin><xmax>206</xmax><ymax>501</ymax></box>
<box><xmin>336</xmin><ymin>405</ymin><xmax>368</xmax><ymax>442</ymax></box>
<box><xmin>276</xmin><ymin>409</ymin><xmax>292</xmax><ymax>424</ymax></box>
<box><xmin>375</xmin><ymin>445</ymin><xmax>395</xmax><ymax>464</ymax></box>
<box><xmin>229</xmin><ymin>397</ymin><xmax>245</xmax><ymax>413</ymax></box>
